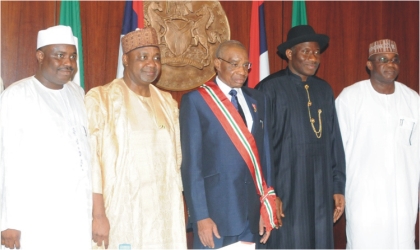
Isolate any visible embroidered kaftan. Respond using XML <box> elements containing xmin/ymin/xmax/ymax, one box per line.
<box><xmin>255</xmin><ymin>68</ymin><xmax>346</xmax><ymax>248</ymax></box>
<box><xmin>85</xmin><ymin>79</ymin><xmax>186</xmax><ymax>249</ymax></box>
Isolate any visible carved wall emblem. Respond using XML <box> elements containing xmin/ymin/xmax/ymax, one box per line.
<box><xmin>144</xmin><ymin>1</ymin><xmax>230</xmax><ymax>91</ymax></box>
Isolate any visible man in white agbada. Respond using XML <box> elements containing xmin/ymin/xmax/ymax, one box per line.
<box><xmin>0</xmin><ymin>77</ymin><xmax>3</xmax><ymax>94</ymax></box>
<box><xmin>0</xmin><ymin>25</ymin><xmax>92</xmax><ymax>249</ymax></box>
<box><xmin>336</xmin><ymin>39</ymin><xmax>420</xmax><ymax>248</ymax></box>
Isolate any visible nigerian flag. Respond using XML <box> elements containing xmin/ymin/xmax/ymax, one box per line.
<box><xmin>292</xmin><ymin>0</ymin><xmax>307</xmax><ymax>27</ymax></box>
<box><xmin>59</xmin><ymin>0</ymin><xmax>84</xmax><ymax>89</ymax></box>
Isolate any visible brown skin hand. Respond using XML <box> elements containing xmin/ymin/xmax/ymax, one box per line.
<box><xmin>333</xmin><ymin>194</ymin><xmax>345</xmax><ymax>223</ymax></box>
<box><xmin>197</xmin><ymin>218</ymin><xmax>220</xmax><ymax>248</ymax></box>
<box><xmin>1</xmin><ymin>229</ymin><xmax>21</xmax><ymax>249</ymax></box>
<box><xmin>276</xmin><ymin>196</ymin><xmax>285</xmax><ymax>227</ymax></box>
<box><xmin>92</xmin><ymin>193</ymin><xmax>110</xmax><ymax>249</ymax></box>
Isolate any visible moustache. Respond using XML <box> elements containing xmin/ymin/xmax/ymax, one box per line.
<box><xmin>58</xmin><ymin>66</ymin><xmax>74</xmax><ymax>71</ymax></box>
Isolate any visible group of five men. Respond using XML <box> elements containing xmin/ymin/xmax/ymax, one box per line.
<box><xmin>0</xmin><ymin>22</ymin><xmax>418</xmax><ymax>250</ymax></box>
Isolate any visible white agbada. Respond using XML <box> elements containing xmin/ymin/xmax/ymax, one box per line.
<box><xmin>336</xmin><ymin>79</ymin><xmax>420</xmax><ymax>249</ymax></box>
<box><xmin>0</xmin><ymin>77</ymin><xmax>3</xmax><ymax>94</ymax></box>
<box><xmin>0</xmin><ymin>76</ymin><xmax>92</xmax><ymax>249</ymax></box>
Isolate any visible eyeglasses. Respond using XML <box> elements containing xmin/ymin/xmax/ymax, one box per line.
<box><xmin>218</xmin><ymin>57</ymin><xmax>252</xmax><ymax>70</ymax></box>
<box><xmin>369</xmin><ymin>56</ymin><xmax>400</xmax><ymax>64</ymax></box>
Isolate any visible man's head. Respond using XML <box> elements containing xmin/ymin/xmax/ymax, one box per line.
<box><xmin>277</xmin><ymin>25</ymin><xmax>329</xmax><ymax>82</ymax></box>
<box><xmin>35</xmin><ymin>25</ymin><xmax>77</xmax><ymax>90</ymax></box>
<box><xmin>122</xmin><ymin>27</ymin><xmax>161</xmax><ymax>87</ymax></box>
<box><xmin>214</xmin><ymin>40</ymin><xmax>251</xmax><ymax>89</ymax></box>
<box><xmin>366</xmin><ymin>39</ymin><xmax>399</xmax><ymax>84</ymax></box>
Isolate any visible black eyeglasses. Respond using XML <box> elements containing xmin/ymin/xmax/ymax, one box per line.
<box><xmin>369</xmin><ymin>56</ymin><xmax>400</xmax><ymax>64</ymax></box>
<box><xmin>218</xmin><ymin>57</ymin><xmax>252</xmax><ymax>70</ymax></box>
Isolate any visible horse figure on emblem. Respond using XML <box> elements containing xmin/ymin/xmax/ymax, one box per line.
<box><xmin>146</xmin><ymin>2</ymin><xmax>166</xmax><ymax>44</ymax></box>
<box><xmin>192</xmin><ymin>4</ymin><xmax>221</xmax><ymax>65</ymax></box>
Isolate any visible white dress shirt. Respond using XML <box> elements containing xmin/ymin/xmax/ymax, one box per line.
<box><xmin>216</xmin><ymin>77</ymin><xmax>253</xmax><ymax>131</ymax></box>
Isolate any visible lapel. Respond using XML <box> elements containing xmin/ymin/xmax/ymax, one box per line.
<box><xmin>242</xmin><ymin>87</ymin><xmax>258</xmax><ymax>134</ymax></box>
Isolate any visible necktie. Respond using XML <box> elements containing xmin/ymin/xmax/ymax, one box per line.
<box><xmin>229</xmin><ymin>89</ymin><xmax>247</xmax><ymax>126</ymax></box>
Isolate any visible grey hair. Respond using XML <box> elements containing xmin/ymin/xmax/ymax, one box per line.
<box><xmin>215</xmin><ymin>40</ymin><xmax>246</xmax><ymax>58</ymax></box>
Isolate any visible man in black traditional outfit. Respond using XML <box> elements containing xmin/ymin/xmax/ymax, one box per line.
<box><xmin>255</xmin><ymin>25</ymin><xmax>346</xmax><ymax>249</ymax></box>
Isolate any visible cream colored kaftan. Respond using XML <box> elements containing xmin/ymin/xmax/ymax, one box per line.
<box><xmin>85</xmin><ymin>79</ymin><xmax>186</xmax><ymax>249</ymax></box>
<box><xmin>0</xmin><ymin>76</ymin><xmax>92</xmax><ymax>249</ymax></box>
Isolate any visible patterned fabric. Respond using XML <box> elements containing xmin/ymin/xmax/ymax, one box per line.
<box><xmin>256</xmin><ymin>68</ymin><xmax>346</xmax><ymax>248</ymax></box>
<box><xmin>198</xmin><ymin>82</ymin><xmax>278</xmax><ymax>231</ymax></box>
<box><xmin>121</xmin><ymin>27</ymin><xmax>159</xmax><ymax>53</ymax></box>
<box><xmin>85</xmin><ymin>79</ymin><xmax>186</xmax><ymax>249</ymax></box>
<box><xmin>368</xmin><ymin>39</ymin><xmax>398</xmax><ymax>58</ymax></box>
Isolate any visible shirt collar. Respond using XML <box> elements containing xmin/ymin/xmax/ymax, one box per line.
<box><xmin>215</xmin><ymin>76</ymin><xmax>243</xmax><ymax>96</ymax></box>
<box><xmin>286</xmin><ymin>67</ymin><xmax>313</xmax><ymax>84</ymax></box>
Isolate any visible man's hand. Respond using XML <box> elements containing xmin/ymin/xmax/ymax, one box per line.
<box><xmin>1</xmin><ymin>229</ymin><xmax>21</xmax><ymax>249</ymax></box>
<box><xmin>258</xmin><ymin>215</ymin><xmax>271</xmax><ymax>244</ymax></box>
<box><xmin>92</xmin><ymin>214</ymin><xmax>110</xmax><ymax>249</ymax></box>
<box><xmin>197</xmin><ymin>218</ymin><xmax>220</xmax><ymax>248</ymax></box>
<box><xmin>333</xmin><ymin>194</ymin><xmax>345</xmax><ymax>223</ymax></box>
<box><xmin>276</xmin><ymin>197</ymin><xmax>285</xmax><ymax>227</ymax></box>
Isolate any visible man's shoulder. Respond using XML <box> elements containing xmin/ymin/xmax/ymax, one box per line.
<box><xmin>181</xmin><ymin>88</ymin><xmax>203</xmax><ymax>102</ymax></box>
<box><xmin>1</xmin><ymin>76</ymin><xmax>36</xmax><ymax>99</ymax></box>
<box><xmin>336</xmin><ymin>80</ymin><xmax>370</xmax><ymax>110</ymax></box>
<box><xmin>4</xmin><ymin>76</ymin><xmax>34</xmax><ymax>90</ymax></box>
<box><xmin>396</xmin><ymin>81</ymin><xmax>420</xmax><ymax>98</ymax></box>
<box><xmin>242</xmin><ymin>86</ymin><xmax>265</xmax><ymax>99</ymax></box>
<box><xmin>338</xmin><ymin>80</ymin><xmax>369</xmax><ymax>97</ymax></box>
<box><xmin>150</xmin><ymin>84</ymin><xmax>173</xmax><ymax>100</ymax></box>
<box><xmin>308</xmin><ymin>75</ymin><xmax>335</xmax><ymax>92</ymax></box>
<box><xmin>256</xmin><ymin>69</ymin><xmax>288</xmax><ymax>87</ymax></box>
<box><xmin>85</xmin><ymin>79</ymin><xmax>122</xmax><ymax>99</ymax></box>
<box><xmin>65</xmin><ymin>81</ymin><xmax>85</xmax><ymax>96</ymax></box>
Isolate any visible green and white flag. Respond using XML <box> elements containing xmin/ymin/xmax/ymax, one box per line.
<box><xmin>292</xmin><ymin>0</ymin><xmax>307</xmax><ymax>27</ymax></box>
<box><xmin>59</xmin><ymin>0</ymin><xmax>85</xmax><ymax>89</ymax></box>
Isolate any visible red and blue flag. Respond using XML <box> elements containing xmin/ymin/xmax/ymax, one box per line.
<box><xmin>116</xmin><ymin>1</ymin><xmax>144</xmax><ymax>78</ymax></box>
<box><xmin>248</xmin><ymin>1</ymin><xmax>269</xmax><ymax>88</ymax></box>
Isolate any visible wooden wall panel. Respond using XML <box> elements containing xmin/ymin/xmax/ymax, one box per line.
<box><xmin>1</xmin><ymin>1</ymin><xmax>57</xmax><ymax>85</ymax></box>
<box><xmin>1</xmin><ymin>1</ymin><xmax>418</xmax><ymax>249</ymax></box>
<box><xmin>80</xmin><ymin>1</ymin><xmax>125</xmax><ymax>91</ymax></box>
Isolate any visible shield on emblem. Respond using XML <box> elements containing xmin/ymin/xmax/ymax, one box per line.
<box><xmin>164</xmin><ymin>19</ymin><xmax>194</xmax><ymax>56</ymax></box>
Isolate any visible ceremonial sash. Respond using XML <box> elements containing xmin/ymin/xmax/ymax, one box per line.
<box><xmin>197</xmin><ymin>82</ymin><xmax>279</xmax><ymax>231</ymax></box>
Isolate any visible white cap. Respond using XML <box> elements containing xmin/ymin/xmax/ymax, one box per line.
<box><xmin>37</xmin><ymin>25</ymin><xmax>76</xmax><ymax>49</ymax></box>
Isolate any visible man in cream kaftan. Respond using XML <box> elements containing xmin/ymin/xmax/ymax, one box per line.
<box><xmin>0</xmin><ymin>76</ymin><xmax>92</xmax><ymax>249</ymax></box>
<box><xmin>336</xmin><ymin>39</ymin><xmax>420</xmax><ymax>248</ymax></box>
<box><xmin>86</xmin><ymin>79</ymin><xmax>185</xmax><ymax>249</ymax></box>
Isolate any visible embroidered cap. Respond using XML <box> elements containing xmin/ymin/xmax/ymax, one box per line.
<box><xmin>37</xmin><ymin>25</ymin><xmax>76</xmax><ymax>49</ymax></box>
<box><xmin>368</xmin><ymin>39</ymin><xmax>398</xmax><ymax>58</ymax></box>
<box><xmin>121</xmin><ymin>27</ymin><xmax>159</xmax><ymax>54</ymax></box>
